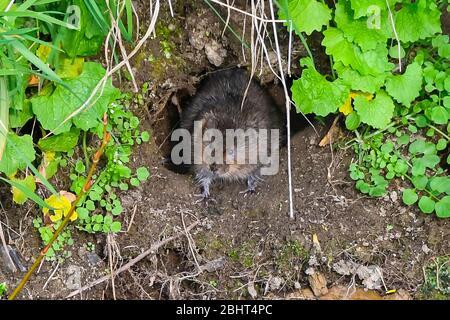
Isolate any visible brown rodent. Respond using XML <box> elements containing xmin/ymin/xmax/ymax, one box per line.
<box><xmin>177</xmin><ymin>68</ymin><xmax>284</xmax><ymax>200</ymax></box>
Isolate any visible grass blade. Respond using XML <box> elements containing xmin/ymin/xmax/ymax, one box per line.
<box><xmin>10</xmin><ymin>39</ymin><xmax>63</xmax><ymax>84</ymax></box>
<box><xmin>0</xmin><ymin>76</ymin><xmax>8</xmax><ymax>161</ymax></box>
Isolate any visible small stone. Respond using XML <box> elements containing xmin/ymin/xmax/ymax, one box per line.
<box><xmin>422</xmin><ymin>244</ymin><xmax>431</xmax><ymax>254</ymax></box>
<box><xmin>390</xmin><ymin>191</ymin><xmax>398</xmax><ymax>202</ymax></box>
<box><xmin>204</xmin><ymin>41</ymin><xmax>227</xmax><ymax>66</ymax></box>
<box><xmin>201</xmin><ymin>257</ymin><xmax>225</xmax><ymax>272</ymax></box>
<box><xmin>65</xmin><ymin>265</ymin><xmax>82</xmax><ymax>290</ymax></box>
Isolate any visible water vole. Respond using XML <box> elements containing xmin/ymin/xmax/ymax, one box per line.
<box><xmin>176</xmin><ymin>68</ymin><xmax>283</xmax><ymax>201</ymax></box>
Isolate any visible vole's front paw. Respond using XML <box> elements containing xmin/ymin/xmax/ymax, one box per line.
<box><xmin>240</xmin><ymin>175</ymin><xmax>257</xmax><ymax>197</ymax></box>
<box><xmin>193</xmin><ymin>192</ymin><xmax>217</xmax><ymax>205</ymax></box>
<box><xmin>239</xmin><ymin>187</ymin><xmax>256</xmax><ymax>197</ymax></box>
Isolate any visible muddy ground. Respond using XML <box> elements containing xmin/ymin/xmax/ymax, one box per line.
<box><xmin>0</xmin><ymin>1</ymin><xmax>449</xmax><ymax>300</ymax></box>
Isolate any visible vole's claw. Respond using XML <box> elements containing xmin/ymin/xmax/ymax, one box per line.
<box><xmin>193</xmin><ymin>193</ymin><xmax>217</xmax><ymax>205</ymax></box>
<box><xmin>240</xmin><ymin>175</ymin><xmax>257</xmax><ymax>197</ymax></box>
<box><xmin>239</xmin><ymin>187</ymin><xmax>256</xmax><ymax>197</ymax></box>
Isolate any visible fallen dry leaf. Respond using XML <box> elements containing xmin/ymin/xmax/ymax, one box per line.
<box><xmin>319</xmin><ymin>115</ymin><xmax>342</xmax><ymax>147</ymax></box>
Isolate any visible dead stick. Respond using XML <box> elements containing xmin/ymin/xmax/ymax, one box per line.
<box><xmin>66</xmin><ymin>221</ymin><xmax>199</xmax><ymax>299</ymax></box>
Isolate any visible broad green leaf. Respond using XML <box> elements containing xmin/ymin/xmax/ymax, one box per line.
<box><xmin>31</xmin><ymin>62</ymin><xmax>120</xmax><ymax>134</ymax></box>
<box><xmin>0</xmin><ymin>133</ymin><xmax>35</xmax><ymax>176</ymax></box>
<box><xmin>418</xmin><ymin>196</ymin><xmax>435</xmax><ymax>214</ymax></box>
<box><xmin>335</xmin><ymin>63</ymin><xmax>386</xmax><ymax>94</ymax></box>
<box><xmin>385</xmin><ymin>62</ymin><xmax>423</xmax><ymax>107</ymax></box>
<box><xmin>56</xmin><ymin>56</ymin><xmax>84</xmax><ymax>79</ymax></box>
<box><xmin>278</xmin><ymin>0</ymin><xmax>331</xmax><ymax>35</ymax></box>
<box><xmin>430</xmin><ymin>106</ymin><xmax>449</xmax><ymax>125</ymax></box>
<box><xmin>395</xmin><ymin>0</ymin><xmax>441</xmax><ymax>43</ymax></box>
<box><xmin>349</xmin><ymin>0</ymin><xmax>396</xmax><ymax>19</ymax></box>
<box><xmin>322</xmin><ymin>27</ymin><xmax>393</xmax><ymax>76</ymax></box>
<box><xmin>430</xmin><ymin>177</ymin><xmax>450</xmax><ymax>194</ymax></box>
<box><xmin>335</xmin><ymin>1</ymin><xmax>391</xmax><ymax>51</ymax></box>
<box><xmin>58</xmin><ymin>0</ymin><xmax>106</xmax><ymax>57</ymax></box>
<box><xmin>354</xmin><ymin>91</ymin><xmax>395</xmax><ymax>129</ymax></box>
<box><xmin>412</xmin><ymin>175</ymin><xmax>428</xmax><ymax>190</ymax></box>
<box><xmin>402</xmin><ymin>188</ymin><xmax>418</xmax><ymax>205</ymax></box>
<box><xmin>292</xmin><ymin>58</ymin><xmax>349</xmax><ymax>117</ymax></box>
<box><xmin>435</xmin><ymin>196</ymin><xmax>450</xmax><ymax>218</ymax></box>
<box><xmin>9</xmin><ymin>102</ymin><xmax>33</xmax><ymax>128</ymax></box>
<box><xmin>38</xmin><ymin>128</ymin><xmax>80</xmax><ymax>152</ymax></box>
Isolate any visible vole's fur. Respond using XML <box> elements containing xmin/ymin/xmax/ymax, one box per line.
<box><xmin>179</xmin><ymin>68</ymin><xmax>283</xmax><ymax>199</ymax></box>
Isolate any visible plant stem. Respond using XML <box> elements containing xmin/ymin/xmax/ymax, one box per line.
<box><xmin>8</xmin><ymin>114</ymin><xmax>110</xmax><ymax>300</ymax></box>
<box><xmin>83</xmin><ymin>130</ymin><xmax>90</xmax><ymax>169</ymax></box>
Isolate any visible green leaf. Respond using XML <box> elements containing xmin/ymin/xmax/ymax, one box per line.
<box><xmin>349</xmin><ymin>0</ymin><xmax>396</xmax><ymax>19</ymax></box>
<box><xmin>278</xmin><ymin>0</ymin><xmax>331</xmax><ymax>35</ymax></box>
<box><xmin>418</xmin><ymin>196</ymin><xmax>435</xmax><ymax>214</ymax></box>
<box><xmin>75</xmin><ymin>160</ymin><xmax>85</xmax><ymax>174</ymax></box>
<box><xmin>58</xmin><ymin>0</ymin><xmax>106</xmax><ymax>57</ymax></box>
<box><xmin>395</xmin><ymin>0</ymin><xmax>442</xmax><ymax>43</ymax></box>
<box><xmin>385</xmin><ymin>62</ymin><xmax>423</xmax><ymax>107</ymax></box>
<box><xmin>77</xmin><ymin>207</ymin><xmax>89</xmax><ymax>220</ymax></box>
<box><xmin>56</xmin><ymin>56</ymin><xmax>84</xmax><ymax>79</ymax></box>
<box><xmin>432</xmin><ymin>35</ymin><xmax>450</xmax><ymax>59</ymax></box>
<box><xmin>31</xmin><ymin>62</ymin><xmax>120</xmax><ymax>134</ymax></box>
<box><xmin>104</xmin><ymin>216</ymin><xmax>113</xmax><ymax>225</ymax></box>
<box><xmin>9</xmin><ymin>102</ymin><xmax>33</xmax><ymax>129</ymax></box>
<box><xmin>38</xmin><ymin>128</ymin><xmax>80</xmax><ymax>152</ymax></box>
<box><xmin>430</xmin><ymin>106</ymin><xmax>449</xmax><ymax>125</ymax></box>
<box><xmin>136</xmin><ymin>167</ymin><xmax>150</xmax><ymax>181</ymax></box>
<box><xmin>345</xmin><ymin>112</ymin><xmax>360</xmax><ymax>130</ymax></box>
<box><xmin>409</xmin><ymin>139</ymin><xmax>426</xmax><ymax>154</ymax></box>
<box><xmin>322</xmin><ymin>28</ymin><xmax>394</xmax><ymax>76</ymax></box>
<box><xmin>335</xmin><ymin>1</ymin><xmax>391</xmax><ymax>51</ymax></box>
<box><xmin>110</xmin><ymin>221</ymin><xmax>121</xmax><ymax>233</ymax></box>
<box><xmin>130</xmin><ymin>177</ymin><xmax>140</xmax><ymax>187</ymax></box>
<box><xmin>119</xmin><ymin>182</ymin><xmax>129</xmax><ymax>191</ymax></box>
<box><xmin>0</xmin><ymin>133</ymin><xmax>35</xmax><ymax>176</ymax></box>
<box><xmin>397</xmin><ymin>134</ymin><xmax>410</xmax><ymax>146</ymax></box>
<box><xmin>402</xmin><ymin>189</ymin><xmax>418</xmax><ymax>205</ymax></box>
<box><xmin>335</xmin><ymin>63</ymin><xmax>386</xmax><ymax>94</ymax></box>
<box><xmin>292</xmin><ymin>58</ymin><xmax>349</xmax><ymax>117</ymax></box>
<box><xmin>354</xmin><ymin>91</ymin><xmax>395</xmax><ymax>129</ymax></box>
<box><xmin>412</xmin><ymin>175</ymin><xmax>428</xmax><ymax>190</ymax></box>
<box><xmin>415</xmin><ymin>115</ymin><xmax>428</xmax><ymax>128</ymax></box>
<box><xmin>429</xmin><ymin>177</ymin><xmax>450</xmax><ymax>194</ymax></box>
<box><xmin>111</xmin><ymin>204</ymin><xmax>123</xmax><ymax>216</ymax></box>
<box><xmin>436</xmin><ymin>139</ymin><xmax>447</xmax><ymax>151</ymax></box>
<box><xmin>141</xmin><ymin>131</ymin><xmax>150</xmax><ymax>142</ymax></box>
<box><xmin>435</xmin><ymin>196</ymin><xmax>450</xmax><ymax>218</ymax></box>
